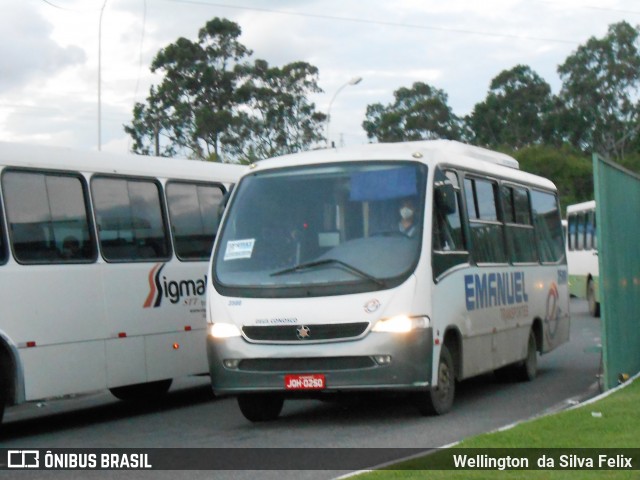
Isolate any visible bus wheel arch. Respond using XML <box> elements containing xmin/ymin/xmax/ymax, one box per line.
<box><xmin>531</xmin><ymin>318</ymin><xmax>543</xmax><ymax>355</ymax></box>
<box><xmin>514</xmin><ymin>324</ymin><xmax>540</xmax><ymax>382</ymax></box>
<box><xmin>0</xmin><ymin>339</ymin><xmax>18</xmax><ymax>424</ymax></box>
<box><xmin>415</xmin><ymin>328</ymin><xmax>459</xmax><ymax>416</ymax></box>
<box><xmin>442</xmin><ymin>327</ymin><xmax>462</xmax><ymax>381</ymax></box>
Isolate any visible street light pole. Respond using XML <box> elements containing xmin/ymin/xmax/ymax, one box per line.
<box><xmin>98</xmin><ymin>0</ymin><xmax>107</xmax><ymax>151</ymax></box>
<box><xmin>326</xmin><ymin>76</ymin><xmax>362</xmax><ymax>148</ymax></box>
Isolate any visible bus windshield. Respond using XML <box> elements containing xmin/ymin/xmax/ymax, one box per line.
<box><xmin>213</xmin><ymin>161</ymin><xmax>428</xmax><ymax>297</ymax></box>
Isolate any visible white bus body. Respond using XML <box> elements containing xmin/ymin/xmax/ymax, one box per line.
<box><xmin>206</xmin><ymin>140</ymin><xmax>570</xmax><ymax>421</ymax></box>
<box><xmin>0</xmin><ymin>142</ymin><xmax>245</xmax><ymax>422</ymax></box>
<box><xmin>566</xmin><ymin>200</ymin><xmax>599</xmax><ymax>316</ymax></box>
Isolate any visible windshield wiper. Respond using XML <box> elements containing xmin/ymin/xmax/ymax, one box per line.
<box><xmin>270</xmin><ymin>258</ymin><xmax>385</xmax><ymax>287</ymax></box>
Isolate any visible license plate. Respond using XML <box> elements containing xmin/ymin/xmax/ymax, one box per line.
<box><xmin>284</xmin><ymin>374</ymin><xmax>326</xmax><ymax>390</ymax></box>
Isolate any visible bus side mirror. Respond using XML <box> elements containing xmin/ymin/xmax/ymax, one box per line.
<box><xmin>435</xmin><ymin>183</ymin><xmax>456</xmax><ymax>215</ymax></box>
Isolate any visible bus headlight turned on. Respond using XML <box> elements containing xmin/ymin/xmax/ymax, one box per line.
<box><xmin>209</xmin><ymin>322</ymin><xmax>242</xmax><ymax>338</ymax></box>
<box><xmin>372</xmin><ymin>315</ymin><xmax>429</xmax><ymax>333</ymax></box>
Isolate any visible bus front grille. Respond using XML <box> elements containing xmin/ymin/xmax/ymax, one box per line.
<box><xmin>237</xmin><ymin>356</ymin><xmax>376</xmax><ymax>372</ymax></box>
<box><xmin>242</xmin><ymin>322</ymin><xmax>369</xmax><ymax>342</ymax></box>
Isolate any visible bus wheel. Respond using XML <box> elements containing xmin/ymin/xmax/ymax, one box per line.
<box><xmin>0</xmin><ymin>370</ymin><xmax>6</xmax><ymax>425</ymax></box>
<box><xmin>237</xmin><ymin>393</ymin><xmax>284</xmax><ymax>422</ymax></box>
<box><xmin>415</xmin><ymin>344</ymin><xmax>455</xmax><ymax>416</ymax></box>
<box><xmin>514</xmin><ymin>330</ymin><xmax>537</xmax><ymax>382</ymax></box>
<box><xmin>109</xmin><ymin>379</ymin><xmax>173</xmax><ymax>401</ymax></box>
<box><xmin>587</xmin><ymin>279</ymin><xmax>601</xmax><ymax>317</ymax></box>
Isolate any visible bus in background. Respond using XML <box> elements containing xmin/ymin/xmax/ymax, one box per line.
<box><xmin>566</xmin><ymin>200</ymin><xmax>599</xmax><ymax>317</ymax></box>
<box><xmin>0</xmin><ymin>142</ymin><xmax>245</xmax><ymax>424</ymax></box>
<box><xmin>206</xmin><ymin>140</ymin><xmax>570</xmax><ymax>421</ymax></box>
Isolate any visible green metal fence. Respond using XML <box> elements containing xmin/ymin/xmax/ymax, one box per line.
<box><xmin>593</xmin><ymin>154</ymin><xmax>640</xmax><ymax>390</ymax></box>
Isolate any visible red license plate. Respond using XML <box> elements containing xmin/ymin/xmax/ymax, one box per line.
<box><xmin>284</xmin><ymin>374</ymin><xmax>326</xmax><ymax>390</ymax></box>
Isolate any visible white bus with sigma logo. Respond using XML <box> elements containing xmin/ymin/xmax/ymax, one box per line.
<box><xmin>206</xmin><ymin>140</ymin><xmax>570</xmax><ymax>421</ymax></box>
<box><xmin>0</xmin><ymin>142</ymin><xmax>245</xmax><ymax>424</ymax></box>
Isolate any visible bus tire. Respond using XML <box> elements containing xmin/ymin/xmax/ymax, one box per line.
<box><xmin>514</xmin><ymin>330</ymin><xmax>537</xmax><ymax>382</ymax></box>
<box><xmin>0</xmin><ymin>347</ymin><xmax>14</xmax><ymax>426</ymax></box>
<box><xmin>237</xmin><ymin>393</ymin><xmax>284</xmax><ymax>422</ymax></box>
<box><xmin>0</xmin><ymin>368</ymin><xmax>6</xmax><ymax>425</ymax></box>
<box><xmin>587</xmin><ymin>278</ymin><xmax>600</xmax><ymax>317</ymax></box>
<box><xmin>109</xmin><ymin>379</ymin><xmax>172</xmax><ymax>401</ymax></box>
<box><xmin>415</xmin><ymin>344</ymin><xmax>455</xmax><ymax>416</ymax></box>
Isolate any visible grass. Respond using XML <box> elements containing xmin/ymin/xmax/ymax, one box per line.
<box><xmin>353</xmin><ymin>377</ymin><xmax>640</xmax><ymax>479</ymax></box>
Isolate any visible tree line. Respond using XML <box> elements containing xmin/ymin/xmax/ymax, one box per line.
<box><xmin>125</xmin><ymin>19</ymin><xmax>640</xmax><ymax>208</ymax></box>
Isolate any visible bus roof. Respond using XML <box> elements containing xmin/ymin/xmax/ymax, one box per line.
<box><xmin>0</xmin><ymin>141</ymin><xmax>246</xmax><ymax>184</ymax></box>
<box><xmin>249</xmin><ymin>140</ymin><xmax>557</xmax><ymax>191</ymax></box>
<box><xmin>566</xmin><ymin>200</ymin><xmax>596</xmax><ymax>213</ymax></box>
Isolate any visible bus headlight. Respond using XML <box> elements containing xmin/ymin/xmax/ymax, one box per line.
<box><xmin>372</xmin><ymin>315</ymin><xmax>429</xmax><ymax>333</ymax></box>
<box><xmin>209</xmin><ymin>322</ymin><xmax>242</xmax><ymax>338</ymax></box>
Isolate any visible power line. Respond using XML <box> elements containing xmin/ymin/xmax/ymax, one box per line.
<box><xmin>532</xmin><ymin>0</ymin><xmax>640</xmax><ymax>17</ymax></box>
<box><xmin>40</xmin><ymin>0</ymin><xmax>103</xmax><ymax>12</ymax></box>
<box><xmin>163</xmin><ymin>0</ymin><xmax>584</xmax><ymax>45</ymax></box>
<box><xmin>41</xmin><ymin>0</ymin><xmax>67</xmax><ymax>9</ymax></box>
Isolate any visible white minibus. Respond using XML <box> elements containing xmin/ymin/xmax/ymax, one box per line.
<box><xmin>206</xmin><ymin>140</ymin><xmax>570</xmax><ymax>421</ymax></box>
<box><xmin>566</xmin><ymin>200</ymin><xmax>599</xmax><ymax>316</ymax></box>
<box><xmin>0</xmin><ymin>142</ymin><xmax>244</xmax><ymax>424</ymax></box>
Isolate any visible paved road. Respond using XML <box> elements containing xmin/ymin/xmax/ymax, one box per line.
<box><xmin>0</xmin><ymin>299</ymin><xmax>602</xmax><ymax>479</ymax></box>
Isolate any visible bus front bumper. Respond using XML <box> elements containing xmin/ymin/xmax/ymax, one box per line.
<box><xmin>206</xmin><ymin>328</ymin><xmax>433</xmax><ymax>395</ymax></box>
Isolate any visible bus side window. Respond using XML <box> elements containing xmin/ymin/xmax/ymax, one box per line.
<box><xmin>0</xmin><ymin>201</ymin><xmax>6</xmax><ymax>265</ymax></box>
<box><xmin>166</xmin><ymin>181</ymin><xmax>225</xmax><ymax>261</ymax></box>
<box><xmin>585</xmin><ymin>210</ymin><xmax>596</xmax><ymax>250</ymax></box>
<box><xmin>92</xmin><ymin>177</ymin><xmax>171</xmax><ymax>262</ymax></box>
<box><xmin>576</xmin><ymin>212</ymin><xmax>585</xmax><ymax>250</ymax></box>
<box><xmin>531</xmin><ymin>190</ymin><xmax>564</xmax><ymax>263</ymax></box>
<box><xmin>2</xmin><ymin>170</ymin><xmax>95</xmax><ymax>264</ymax></box>
<box><xmin>501</xmin><ymin>185</ymin><xmax>537</xmax><ymax>263</ymax></box>
<box><xmin>464</xmin><ymin>176</ymin><xmax>507</xmax><ymax>264</ymax></box>
<box><xmin>432</xmin><ymin>168</ymin><xmax>468</xmax><ymax>280</ymax></box>
<box><xmin>567</xmin><ymin>213</ymin><xmax>577</xmax><ymax>251</ymax></box>
<box><xmin>592</xmin><ymin>210</ymin><xmax>597</xmax><ymax>250</ymax></box>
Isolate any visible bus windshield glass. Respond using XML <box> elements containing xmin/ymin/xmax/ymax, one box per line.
<box><xmin>213</xmin><ymin>161</ymin><xmax>427</xmax><ymax>296</ymax></box>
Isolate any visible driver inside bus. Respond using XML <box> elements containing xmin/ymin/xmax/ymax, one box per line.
<box><xmin>398</xmin><ymin>197</ymin><xmax>418</xmax><ymax>237</ymax></box>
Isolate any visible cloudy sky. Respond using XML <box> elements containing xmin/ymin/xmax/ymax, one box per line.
<box><xmin>0</xmin><ymin>0</ymin><xmax>638</xmax><ymax>156</ymax></box>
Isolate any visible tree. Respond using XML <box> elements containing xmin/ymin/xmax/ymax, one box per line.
<box><xmin>362</xmin><ymin>82</ymin><xmax>461</xmax><ymax>142</ymax></box>
<box><xmin>556</xmin><ymin>21</ymin><xmax>640</xmax><ymax>160</ymax></box>
<box><xmin>124</xmin><ymin>86</ymin><xmax>177</xmax><ymax>157</ymax></box>
<box><xmin>125</xmin><ymin>18</ymin><xmax>327</xmax><ymax>162</ymax></box>
<box><xmin>467</xmin><ymin>65</ymin><xmax>553</xmax><ymax>149</ymax></box>
<box><xmin>225</xmin><ymin>60</ymin><xmax>326</xmax><ymax>160</ymax></box>
<box><xmin>512</xmin><ymin>145</ymin><xmax>593</xmax><ymax>209</ymax></box>
<box><xmin>126</xmin><ymin>18</ymin><xmax>251</xmax><ymax>160</ymax></box>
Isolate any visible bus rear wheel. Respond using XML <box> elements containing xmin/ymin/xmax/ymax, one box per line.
<box><xmin>587</xmin><ymin>278</ymin><xmax>600</xmax><ymax>317</ymax></box>
<box><xmin>237</xmin><ymin>393</ymin><xmax>284</xmax><ymax>422</ymax></box>
<box><xmin>415</xmin><ymin>344</ymin><xmax>455</xmax><ymax>416</ymax></box>
<box><xmin>513</xmin><ymin>330</ymin><xmax>538</xmax><ymax>382</ymax></box>
<box><xmin>109</xmin><ymin>379</ymin><xmax>172</xmax><ymax>401</ymax></box>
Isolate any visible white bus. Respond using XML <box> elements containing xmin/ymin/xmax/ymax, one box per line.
<box><xmin>206</xmin><ymin>140</ymin><xmax>570</xmax><ymax>421</ymax></box>
<box><xmin>566</xmin><ymin>200</ymin><xmax>599</xmax><ymax>316</ymax></box>
<box><xmin>0</xmin><ymin>142</ymin><xmax>245</xmax><ymax>423</ymax></box>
